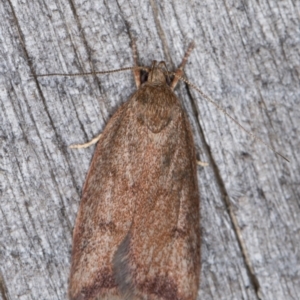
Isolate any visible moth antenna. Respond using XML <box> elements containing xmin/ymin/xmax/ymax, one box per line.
<box><xmin>171</xmin><ymin>41</ymin><xmax>196</xmax><ymax>90</ymax></box>
<box><xmin>33</xmin><ymin>61</ymin><xmax>289</xmax><ymax>162</ymax></box>
<box><xmin>32</xmin><ymin>66</ymin><xmax>149</xmax><ymax>78</ymax></box>
<box><xmin>171</xmin><ymin>72</ymin><xmax>289</xmax><ymax>162</ymax></box>
<box><xmin>130</xmin><ymin>36</ymin><xmax>141</xmax><ymax>88</ymax></box>
<box><xmin>177</xmin><ymin>41</ymin><xmax>196</xmax><ymax>70</ymax></box>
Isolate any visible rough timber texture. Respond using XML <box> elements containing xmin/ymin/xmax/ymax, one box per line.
<box><xmin>0</xmin><ymin>0</ymin><xmax>299</xmax><ymax>299</ymax></box>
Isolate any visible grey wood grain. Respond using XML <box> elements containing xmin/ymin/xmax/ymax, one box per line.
<box><xmin>1</xmin><ymin>0</ymin><xmax>299</xmax><ymax>299</ymax></box>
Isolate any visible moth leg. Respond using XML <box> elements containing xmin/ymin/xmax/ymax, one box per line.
<box><xmin>170</xmin><ymin>41</ymin><xmax>195</xmax><ymax>90</ymax></box>
<box><xmin>130</xmin><ymin>37</ymin><xmax>141</xmax><ymax>88</ymax></box>
<box><xmin>197</xmin><ymin>160</ymin><xmax>209</xmax><ymax>167</ymax></box>
<box><xmin>69</xmin><ymin>133</ymin><xmax>102</xmax><ymax>149</ymax></box>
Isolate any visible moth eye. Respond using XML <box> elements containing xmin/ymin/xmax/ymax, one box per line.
<box><xmin>166</xmin><ymin>75</ymin><xmax>172</xmax><ymax>86</ymax></box>
<box><xmin>140</xmin><ymin>71</ymin><xmax>148</xmax><ymax>83</ymax></box>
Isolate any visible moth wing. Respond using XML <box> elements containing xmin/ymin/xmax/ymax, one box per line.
<box><xmin>69</xmin><ymin>100</ymin><xmax>140</xmax><ymax>300</ymax></box>
<box><xmin>113</xmin><ymin>91</ymin><xmax>200</xmax><ymax>300</ymax></box>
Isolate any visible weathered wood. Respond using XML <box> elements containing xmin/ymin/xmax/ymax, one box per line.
<box><xmin>1</xmin><ymin>0</ymin><xmax>299</xmax><ymax>299</ymax></box>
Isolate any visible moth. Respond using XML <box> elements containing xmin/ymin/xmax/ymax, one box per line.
<box><xmin>68</xmin><ymin>41</ymin><xmax>201</xmax><ymax>300</ymax></box>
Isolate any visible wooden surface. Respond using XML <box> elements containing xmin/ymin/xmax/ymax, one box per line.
<box><xmin>1</xmin><ymin>0</ymin><xmax>299</xmax><ymax>299</ymax></box>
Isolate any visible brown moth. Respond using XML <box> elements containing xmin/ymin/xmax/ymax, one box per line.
<box><xmin>68</xmin><ymin>42</ymin><xmax>200</xmax><ymax>300</ymax></box>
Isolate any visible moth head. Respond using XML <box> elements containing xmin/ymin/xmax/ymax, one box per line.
<box><xmin>147</xmin><ymin>61</ymin><xmax>169</xmax><ymax>85</ymax></box>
